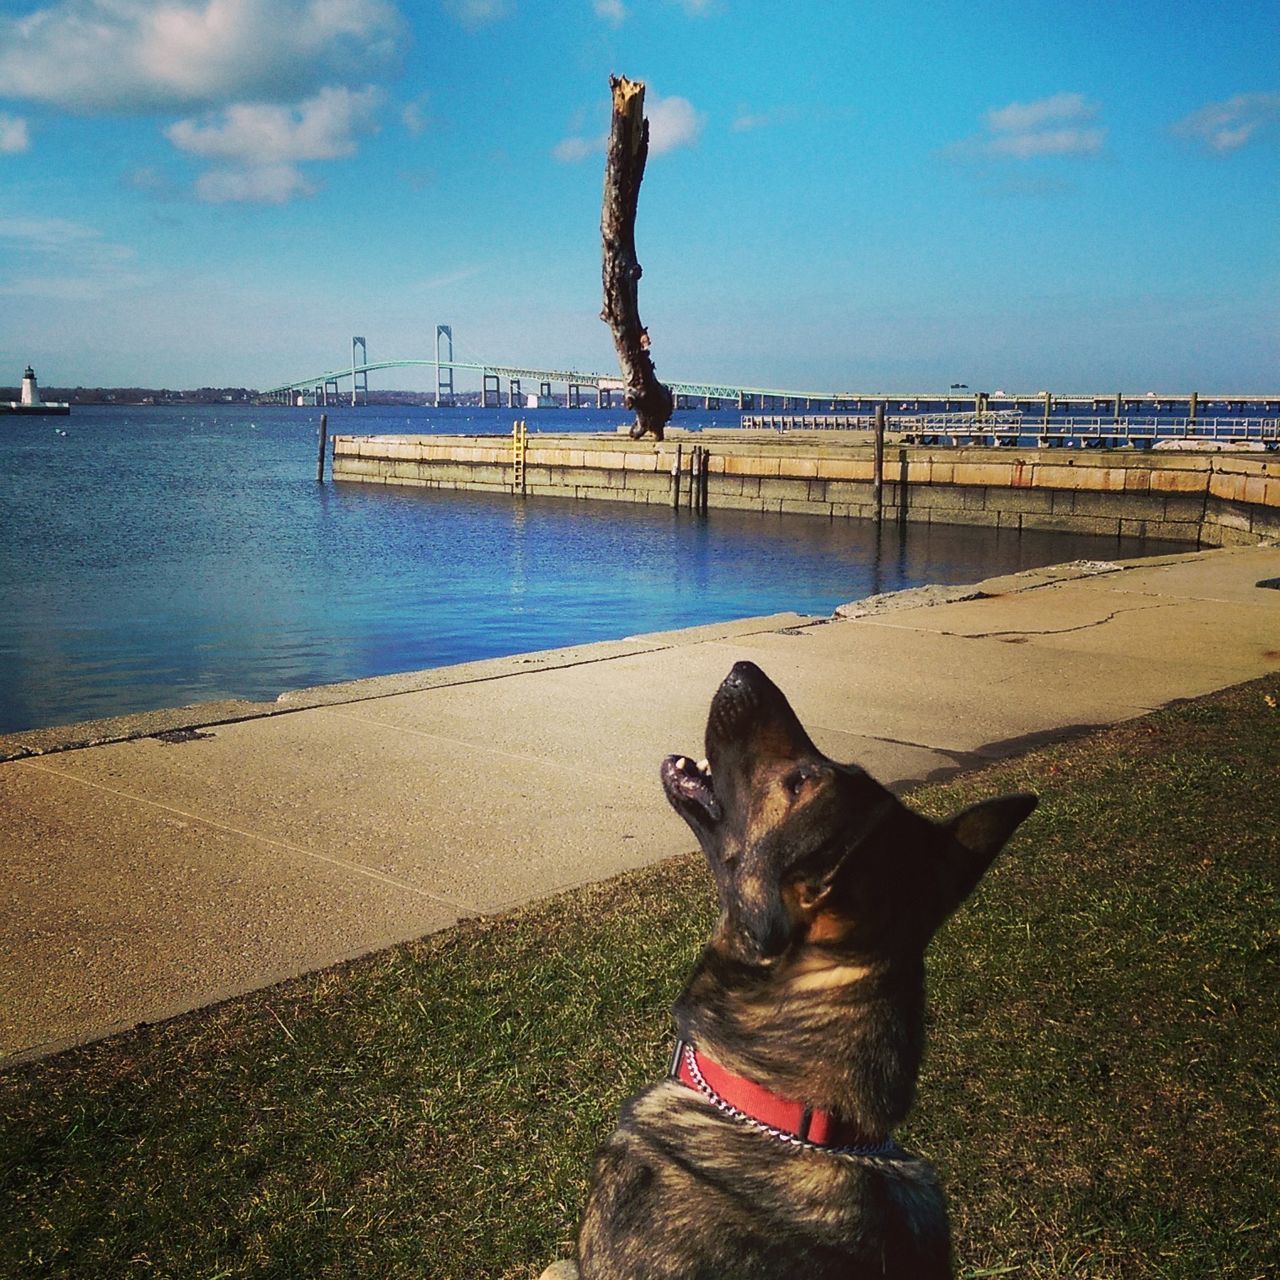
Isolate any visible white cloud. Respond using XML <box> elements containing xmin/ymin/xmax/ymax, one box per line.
<box><xmin>952</xmin><ymin>92</ymin><xmax>1105</xmax><ymax>161</ymax></box>
<box><xmin>1173</xmin><ymin>92</ymin><xmax>1280</xmax><ymax>152</ymax></box>
<box><xmin>593</xmin><ymin>0</ymin><xmax>626</xmax><ymax>24</ymax></box>
<box><xmin>0</xmin><ymin>216</ymin><xmax>141</xmax><ymax>298</ymax></box>
<box><xmin>984</xmin><ymin>126</ymin><xmax>1105</xmax><ymax>159</ymax></box>
<box><xmin>412</xmin><ymin>264</ymin><xmax>485</xmax><ymax>290</ymax></box>
<box><xmin>985</xmin><ymin>91</ymin><xmax>1092</xmax><ymax>135</ymax></box>
<box><xmin>552</xmin><ymin>91</ymin><xmax>701</xmax><ymax>162</ymax></box>
<box><xmin>401</xmin><ymin>94</ymin><xmax>433</xmax><ymax>136</ymax></box>
<box><xmin>0</xmin><ymin>216</ymin><xmax>126</xmax><ymax>256</ymax></box>
<box><xmin>194</xmin><ymin>163</ymin><xmax>316</xmax><ymax>203</ymax></box>
<box><xmin>552</xmin><ymin>131</ymin><xmax>606</xmax><ymax>163</ymax></box>
<box><xmin>0</xmin><ymin>114</ymin><xmax>30</xmax><ymax>154</ymax></box>
<box><xmin>646</xmin><ymin>93</ymin><xmax>703</xmax><ymax>154</ymax></box>
<box><xmin>167</xmin><ymin>85</ymin><xmax>381</xmax><ymax>202</ymax></box>
<box><xmin>125</xmin><ymin>165</ymin><xmax>183</xmax><ymax>199</ymax></box>
<box><xmin>167</xmin><ymin>86</ymin><xmax>380</xmax><ymax>163</ymax></box>
<box><xmin>443</xmin><ymin>0</ymin><xmax>509</xmax><ymax>27</ymax></box>
<box><xmin>0</xmin><ymin>0</ymin><xmax>402</xmax><ymax>113</ymax></box>
<box><xmin>731</xmin><ymin>104</ymin><xmax>802</xmax><ymax>133</ymax></box>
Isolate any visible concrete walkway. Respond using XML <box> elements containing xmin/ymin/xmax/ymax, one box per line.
<box><xmin>3</xmin><ymin>544</ymin><xmax>1278</xmax><ymax>1065</ymax></box>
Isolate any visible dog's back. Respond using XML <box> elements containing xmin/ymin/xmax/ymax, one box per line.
<box><xmin>577</xmin><ymin>1024</ymin><xmax>953</xmax><ymax>1279</ymax></box>
<box><xmin>542</xmin><ymin>663</ymin><xmax>1035</xmax><ymax>1279</ymax></box>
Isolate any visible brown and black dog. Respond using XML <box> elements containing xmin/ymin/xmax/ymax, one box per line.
<box><xmin>542</xmin><ymin>660</ymin><xmax>1035</xmax><ymax>1280</ymax></box>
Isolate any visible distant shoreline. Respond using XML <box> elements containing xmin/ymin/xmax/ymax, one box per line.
<box><xmin>0</xmin><ymin>388</ymin><xmax>495</xmax><ymax>408</ymax></box>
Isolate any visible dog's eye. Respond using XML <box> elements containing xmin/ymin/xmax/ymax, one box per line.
<box><xmin>783</xmin><ymin>769</ymin><xmax>810</xmax><ymax>798</ymax></box>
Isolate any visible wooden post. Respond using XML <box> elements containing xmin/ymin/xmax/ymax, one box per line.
<box><xmin>699</xmin><ymin>448</ymin><xmax>710</xmax><ymax>513</ymax></box>
<box><xmin>316</xmin><ymin>413</ymin><xmax>328</xmax><ymax>483</ymax></box>
<box><xmin>601</xmin><ymin>75</ymin><xmax>674</xmax><ymax>441</ymax></box>
<box><xmin>672</xmin><ymin>441</ymin><xmax>682</xmax><ymax>507</ymax></box>
<box><xmin>1189</xmin><ymin>391</ymin><xmax>1198</xmax><ymax>423</ymax></box>
<box><xmin>873</xmin><ymin>402</ymin><xmax>886</xmax><ymax>523</ymax></box>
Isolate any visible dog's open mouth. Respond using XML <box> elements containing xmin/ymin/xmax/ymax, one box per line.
<box><xmin>661</xmin><ymin>753</ymin><xmax>722</xmax><ymax>828</ymax></box>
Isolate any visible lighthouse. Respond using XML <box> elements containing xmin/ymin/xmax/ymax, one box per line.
<box><xmin>3</xmin><ymin>365</ymin><xmax>70</xmax><ymax>415</ymax></box>
<box><xmin>20</xmin><ymin>366</ymin><xmax>42</xmax><ymax>407</ymax></box>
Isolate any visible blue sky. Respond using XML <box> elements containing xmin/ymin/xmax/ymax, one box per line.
<box><xmin>0</xmin><ymin>0</ymin><xmax>1276</xmax><ymax>393</ymax></box>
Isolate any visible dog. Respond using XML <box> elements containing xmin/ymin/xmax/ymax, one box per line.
<box><xmin>541</xmin><ymin>660</ymin><xmax>1036</xmax><ymax>1280</ymax></box>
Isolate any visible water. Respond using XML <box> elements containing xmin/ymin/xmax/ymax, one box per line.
<box><xmin>0</xmin><ymin>403</ymin><xmax>1186</xmax><ymax>735</ymax></box>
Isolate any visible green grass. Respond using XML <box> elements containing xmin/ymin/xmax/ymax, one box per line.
<box><xmin>2</xmin><ymin>679</ymin><xmax>1277</xmax><ymax>1279</ymax></box>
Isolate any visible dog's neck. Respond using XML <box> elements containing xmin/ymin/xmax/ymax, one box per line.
<box><xmin>672</xmin><ymin>945</ymin><xmax>926</xmax><ymax>1138</ymax></box>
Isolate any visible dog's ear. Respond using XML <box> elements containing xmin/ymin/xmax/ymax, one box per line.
<box><xmin>942</xmin><ymin>792</ymin><xmax>1037</xmax><ymax>907</ymax></box>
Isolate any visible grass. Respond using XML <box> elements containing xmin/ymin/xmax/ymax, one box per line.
<box><xmin>2</xmin><ymin>678</ymin><xmax>1277</xmax><ymax>1279</ymax></box>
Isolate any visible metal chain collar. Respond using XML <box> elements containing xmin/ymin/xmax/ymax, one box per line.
<box><xmin>680</xmin><ymin>1043</ymin><xmax>904</xmax><ymax>1161</ymax></box>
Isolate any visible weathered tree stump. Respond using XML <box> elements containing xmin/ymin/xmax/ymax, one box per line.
<box><xmin>601</xmin><ymin>75</ymin><xmax>674</xmax><ymax>442</ymax></box>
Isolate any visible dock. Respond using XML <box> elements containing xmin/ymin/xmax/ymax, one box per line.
<box><xmin>740</xmin><ymin>412</ymin><xmax>1280</xmax><ymax>449</ymax></box>
<box><xmin>330</xmin><ymin>431</ymin><xmax>1280</xmax><ymax>548</ymax></box>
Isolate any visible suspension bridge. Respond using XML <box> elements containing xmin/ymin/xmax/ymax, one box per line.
<box><xmin>260</xmin><ymin>325</ymin><xmax>867</xmax><ymax>411</ymax></box>
<box><xmin>260</xmin><ymin>325</ymin><xmax>1278</xmax><ymax>420</ymax></box>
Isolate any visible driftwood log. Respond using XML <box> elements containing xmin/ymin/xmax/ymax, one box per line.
<box><xmin>601</xmin><ymin>75</ymin><xmax>674</xmax><ymax>442</ymax></box>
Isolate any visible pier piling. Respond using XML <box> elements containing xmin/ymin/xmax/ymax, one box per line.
<box><xmin>316</xmin><ymin>413</ymin><xmax>328</xmax><ymax>483</ymax></box>
<box><xmin>873</xmin><ymin>403</ymin><xmax>886</xmax><ymax>522</ymax></box>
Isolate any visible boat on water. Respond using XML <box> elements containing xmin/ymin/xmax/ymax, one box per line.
<box><xmin>1</xmin><ymin>365</ymin><xmax>71</xmax><ymax>416</ymax></box>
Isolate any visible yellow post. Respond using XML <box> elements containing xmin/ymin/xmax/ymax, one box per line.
<box><xmin>511</xmin><ymin>420</ymin><xmax>527</xmax><ymax>495</ymax></box>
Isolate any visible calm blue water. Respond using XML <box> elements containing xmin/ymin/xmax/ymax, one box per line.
<box><xmin>0</xmin><ymin>404</ymin><xmax>1186</xmax><ymax>735</ymax></box>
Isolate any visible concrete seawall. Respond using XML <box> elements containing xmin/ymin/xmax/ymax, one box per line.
<box><xmin>331</xmin><ymin>432</ymin><xmax>1280</xmax><ymax>548</ymax></box>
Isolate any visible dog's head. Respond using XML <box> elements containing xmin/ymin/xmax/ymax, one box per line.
<box><xmin>662</xmin><ymin>661</ymin><xmax>1036</xmax><ymax>966</ymax></box>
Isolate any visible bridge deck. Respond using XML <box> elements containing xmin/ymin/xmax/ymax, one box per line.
<box><xmin>262</xmin><ymin>357</ymin><xmax>1277</xmax><ymax>413</ymax></box>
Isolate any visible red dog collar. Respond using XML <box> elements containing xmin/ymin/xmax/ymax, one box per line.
<box><xmin>670</xmin><ymin>1039</ymin><xmax>899</xmax><ymax>1156</ymax></box>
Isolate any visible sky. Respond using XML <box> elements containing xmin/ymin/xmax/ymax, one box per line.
<box><xmin>0</xmin><ymin>0</ymin><xmax>1276</xmax><ymax>394</ymax></box>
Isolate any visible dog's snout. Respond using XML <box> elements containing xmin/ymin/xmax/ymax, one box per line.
<box><xmin>717</xmin><ymin>664</ymin><xmax>759</xmax><ymax>709</ymax></box>
<box><xmin>722</xmin><ymin>661</ymin><xmax>773</xmax><ymax>707</ymax></box>
<box><xmin>708</xmin><ymin>662</ymin><xmax>815</xmax><ymax>771</ymax></box>
<box><xmin>709</xmin><ymin>662</ymin><xmax>765</xmax><ymax>736</ymax></box>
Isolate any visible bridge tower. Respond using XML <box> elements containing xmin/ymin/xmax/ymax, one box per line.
<box><xmin>351</xmin><ymin>337</ymin><xmax>368</xmax><ymax>406</ymax></box>
<box><xmin>435</xmin><ymin>325</ymin><xmax>454</xmax><ymax>407</ymax></box>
